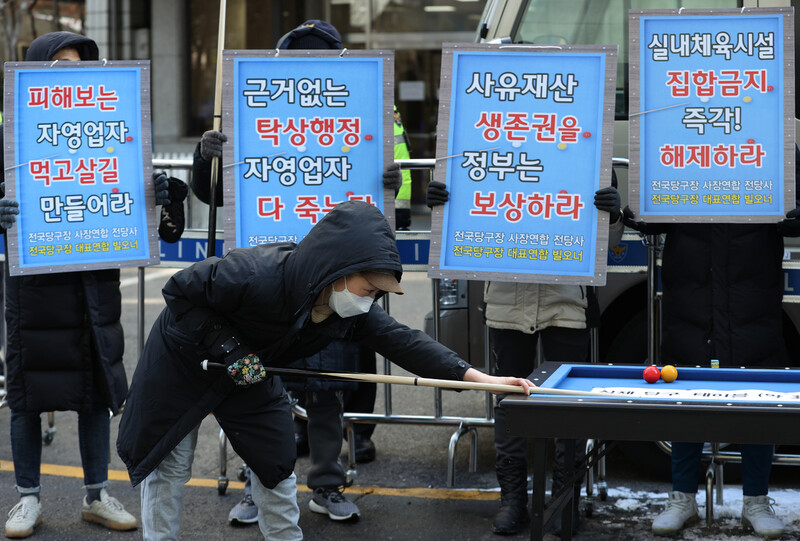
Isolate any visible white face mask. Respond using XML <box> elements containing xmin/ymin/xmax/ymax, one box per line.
<box><xmin>328</xmin><ymin>276</ymin><xmax>374</xmax><ymax>318</ymax></box>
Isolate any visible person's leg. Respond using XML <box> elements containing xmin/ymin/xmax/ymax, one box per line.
<box><xmin>344</xmin><ymin>346</ymin><xmax>377</xmax><ymax>448</ymax></box>
<box><xmin>652</xmin><ymin>442</ymin><xmax>702</xmax><ymax>535</ymax></box>
<box><xmin>6</xmin><ymin>411</ymin><xmax>44</xmax><ymax>538</ymax></box>
<box><xmin>306</xmin><ymin>390</ymin><xmax>360</xmax><ymax>520</ymax></box>
<box><xmin>306</xmin><ymin>390</ymin><xmax>346</xmax><ymax>489</ymax></box>
<box><xmin>740</xmin><ymin>444</ymin><xmax>783</xmax><ymax>538</ymax></box>
<box><xmin>670</xmin><ymin>442</ymin><xmax>703</xmax><ymax>494</ymax></box>
<box><xmin>78</xmin><ymin>408</ymin><xmax>110</xmax><ymax>499</ymax></box>
<box><xmin>78</xmin><ymin>408</ymin><xmax>137</xmax><ymax>530</ymax></box>
<box><xmin>10</xmin><ymin>411</ymin><xmax>43</xmax><ymax>498</ymax></box>
<box><xmin>491</xmin><ymin>327</ymin><xmax>536</xmax><ymax>534</ymax></box>
<box><xmin>741</xmin><ymin>444</ymin><xmax>773</xmax><ymax>497</ymax></box>
<box><xmin>251</xmin><ymin>471</ymin><xmax>302</xmax><ymax>540</ymax></box>
<box><xmin>539</xmin><ymin>327</ymin><xmax>589</xmax><ymax>533</ymax></box>
<box><xmin>140</xmin><ymin>426</ymin><xmax>199</xmax><ymax>541</ymax></box>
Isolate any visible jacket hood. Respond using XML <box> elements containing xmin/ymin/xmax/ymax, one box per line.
<box><xmin>283</xmin><ymin>200</ymin><xmax>402</xmax><ymax>316</ymax></box>
<box><xmin>26</xmin><ymin>32</ymin><xmax>99</xmax><ymax>62</ymax></box>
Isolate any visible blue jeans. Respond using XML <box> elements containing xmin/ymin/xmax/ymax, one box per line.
<box><xmin>672</xmin><ymin>441</ymin><xmax>773</xmax><ymax>496</ymax></box>
<box><xmin>10</xmin><ymin>409</ymin><xmax>110</xmax><ymax>495</ymax></box>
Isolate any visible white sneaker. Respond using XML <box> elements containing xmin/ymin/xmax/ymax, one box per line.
<box><xmin>5</xmin><ymin>496</ymin><xmax>42</xmax><ymax>539</ymax></box>
<box><xmin>81</xmin><ymin>488</ymin><xmax>138</xmax><ymax>531</ymax></box>
<box><xmin>652</xmin><ymin>491</ymin><xmax>700</xmax><ymax>536</ymax></box>
<box><xmin>742</xmin><ymin>495</ymin><xmax>784</xmax><ymax>539</ymax></box>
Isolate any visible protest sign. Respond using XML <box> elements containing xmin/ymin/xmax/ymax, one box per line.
<box><xmin>3</xmin><ymin>61</ymin><xmax>157</xmax><ymax>275</ymax></box>
<box><xmin>629</xmin><ymin>8</ymin><xmax>794</xmax><ymax>222</ymax></box>
<box><xmin>429</xmin><ymin>43</ymin><xmax>617</xmax><ymax>285</ymax></box>
<box><xmin>221</xmin><ymin>49</ymin><xmax>394</xmax><ymax>250</ymax></box>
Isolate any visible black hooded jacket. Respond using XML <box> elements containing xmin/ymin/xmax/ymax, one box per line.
<box><xmin>117</xmin><ymin>201</ymin><xmax>470</xmax><ymax>486</ymax></box>
<box><xmin>3</xmin><ymin>32</ymin><xmax>127</xmax><ymax>414</ymax></box>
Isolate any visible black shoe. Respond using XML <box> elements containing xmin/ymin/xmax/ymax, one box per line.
<box><xmin>354</xmin><ymin>435</ymin><xmax>375</xmax><ymax>463</ymax></box>
<box><xmin>295</xmin><ymin>431</ymin><xmax>309</xmax><ymax>457</ymax></box>
<box><xmin>492</xmin><ymin>499</ymin><xmax>529</xmax><ymax>535</ymax></box>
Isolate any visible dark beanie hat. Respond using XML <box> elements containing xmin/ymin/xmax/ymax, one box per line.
<box><xmin>277</xmin><ymin>19</ymin><xmax>342</xmax><ymax>50</ymax></box>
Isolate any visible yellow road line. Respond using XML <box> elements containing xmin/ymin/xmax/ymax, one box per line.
<box><xmin>0</xmin><ymin>460</ymin><xmax>500</xmax><ymax>501</ymax></box>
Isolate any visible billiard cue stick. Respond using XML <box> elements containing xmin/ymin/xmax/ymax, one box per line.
<box><xmin>200</xmin><ymin>361</ymin><xmax>605</xmax><ymax>396</ymax></box>
<box><xmin>206</xmin><ymin>0</ymin><xmax>226</xmax><ymax>257</ymax></box>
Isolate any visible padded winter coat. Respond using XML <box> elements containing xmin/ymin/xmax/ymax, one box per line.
<box><xmin>3</xmin><ymin>32</ymin><xmax>127</xmax><ymax>414</ymax></box>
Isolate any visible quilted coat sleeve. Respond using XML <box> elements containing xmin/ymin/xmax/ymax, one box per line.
<box><xmin>352</xmin><ymin>304</ymin><xmax>471</xmax><ymax>381</ymax></box>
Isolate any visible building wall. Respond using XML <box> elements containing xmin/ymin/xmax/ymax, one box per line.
<box><xmin>150</xmin><ymin>0</ymin><xmax>191</xmax><ymax>153</ymax></box>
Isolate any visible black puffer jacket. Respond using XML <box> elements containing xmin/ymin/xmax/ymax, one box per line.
<box><xmin>635</xmin><ymin>151</ymin><xmax>800</xmax><ymax>368</ymax></box>
<box><xmin>3</xmin><ymin>32</ymin><xmax>127</xmax><ymax>414</ymax></box>
<box><xmin>657</xmin><ymin>223</ymin><xmax>786</xmax><ymax>368</ymax></box>
<box><xmin>117</xmin><ymin>201</ymin><xmax>470</xmax><ymax>486</ymax></box>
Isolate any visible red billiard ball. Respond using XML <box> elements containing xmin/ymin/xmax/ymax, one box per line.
<box><xmin>643</xmin><ymin>365</ymin><xmax>661</xmax><ymax>384</ymax></box>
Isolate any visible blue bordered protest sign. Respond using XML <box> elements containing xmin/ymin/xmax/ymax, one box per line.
<box><xmin>221</xmin><ymin>49</ymin><xmax>394</xmax><ymax>251</ymax></box>
<box><xmin>428</xmin><ymin>43</ymin><xmax>617</xmax><ymax>285</ymax></box>
<box><xmin>629</xmin><ymin>8</ymin><xmax>795</xmax><ymax>223</ymax></box>
<box><xmin>2</xmin><ymin>60</ymin><xmax>158</xmax><ymax>276</ymax></box>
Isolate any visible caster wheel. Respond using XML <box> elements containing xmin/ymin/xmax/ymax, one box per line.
<box><xmin>218</xmin><ymin>478</ymin><xmax>229</xmax><ymax>495</ymax></box>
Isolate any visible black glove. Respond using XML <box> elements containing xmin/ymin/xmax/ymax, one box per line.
<box><xmin>200</xmin><ymin>130</ymin><xmax>227</xmax><ymax>161</ymax></box>
<box><xmin>227</xmin><ymin>353</ymin><xmax>266</xmax><ymax>386</ymax></box>
<box><xmin>159</xmin><ymin>177</ymin><xmax>189</xmax><ymax>243</ymax></box>
<box><xmin>593</xmin><ymin>186</ymin><xmax>621</xmax><ymax>222</ymax></box>
<box><xmin>153</xmin><ymin>172</ymin><xmax>170</xmax><ymax>206</ymax></box>
<box><xmin>777</xmin><ymin>207</ymin><xmax>800</xmax><ymax>237</ymax></box>
<box><xmin>382</xmin><ymin>162</ymin><xmax>402</xmax><ymax>193</ymax></box>
<box><xmin>426</xmin><ymin>181</ymin><xmax>449</xmax><ymax>208</ymax></box>
<box><xmin>395</xmin><ymin>208</ymin><xmax>411</xmax><ymax>230</ymax></box>
<box><xmin>0</xmin><ymin>198</ymin><xmax>19</xmax><ymax>230</ymax></box>
<box><xmin>622</xmin><ymin>205</ymin><xmax>649</xmax><ymax>232</ymax></box>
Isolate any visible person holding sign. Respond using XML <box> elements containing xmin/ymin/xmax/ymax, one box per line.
<box><xmin>0</xmin><ymin>31</ymin><xmax>171</xmax><ymax>539</ymax></box>
<box><xmin>116</xmin><ymin>200</ymin><xmax>533</xmax><ymax>541</ymax></box>
<box><xmin>427</xmin><ymin>172</ymin><xmax>623</xmax><ymax>536</ymax></box>
<box><xmin>623</xmin><ymin>151</ymin><xmax>800</xmax><ymax>539</ymax></box>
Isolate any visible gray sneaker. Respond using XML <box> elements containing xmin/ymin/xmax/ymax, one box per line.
<box><xmin>228</xmin><ymin>494</ymin><xmax>258</xmax><ymax>525</ymax></box>
<box><xmin>742</xmin><ymin>495</ymin><xmax>784</xmax><ymax>539</ymax></box>
<box><xmin>81</xmin><ymin>489</ymin><xmax>137</xmax><ymax>531</ymax></box>
<box><xmin>309</xmin><ymin>487</ymin><xmax>360</xmax><ymax>521</ymax></box>
<box><xmin>5</xmin><ymin>496</ymin><xmax>42</xmax><ymax>539</ymax></box>
<box><xmin>652</xmin><ymin>491</ymin><xmax>700</xmax><ymax>536</ymax></box>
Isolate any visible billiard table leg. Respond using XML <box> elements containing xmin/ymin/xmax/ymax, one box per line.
<box><xmin>531</xmin><ymin>438</ymin><xmax>548</xmax><ymax>541</ymax></box>
<box><xmin>561</xmin><ymin>439</ymin><xmax>576</xmax><ymax>539</ymax></box>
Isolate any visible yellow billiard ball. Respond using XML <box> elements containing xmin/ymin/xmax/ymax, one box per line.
<box><xmin>661</xmin><ymin>365</ymin><xmax>678</xmax><ymax>383</ymax></box>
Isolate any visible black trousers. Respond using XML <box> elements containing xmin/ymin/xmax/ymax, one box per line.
<box><xmin>491</xmin><ymin>326</ymin><xmax>589</xmax><ymax>487</ymax></box>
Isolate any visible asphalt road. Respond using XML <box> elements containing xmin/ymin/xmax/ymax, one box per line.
<box><xmin>1</xmin><ymin>267</ymin><xmax>800</xmax><ymax>540</ymax></box>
